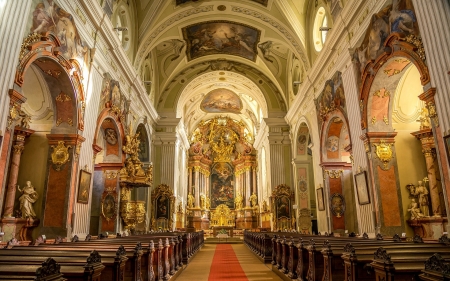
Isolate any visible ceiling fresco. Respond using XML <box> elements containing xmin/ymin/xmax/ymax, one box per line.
<box><xmin>200</xmin><ymin>88</ymin><xmax>243</xmax><ymax>114</ymax></box>
<box><xmin>182</xmin><ymin>21</ymin><xmax>261</xmax><ymax>61</ymax></box>
<box><xmin>176</xmin><ymin>0</ymin><xmax>268</xmax><ymax>6</ymax></box>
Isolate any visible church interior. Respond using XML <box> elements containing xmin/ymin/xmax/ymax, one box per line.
<box><xmin>0</xmin><ymin>0</ymin><xmax>450</xmax><ymax>280</ymax></box>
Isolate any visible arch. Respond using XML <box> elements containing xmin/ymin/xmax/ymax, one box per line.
<box><xmin>360</xmin><ymin>33</ymin><xmax>429</xmax><ymax>130</ymax></box>
<box><xmin>14</xmin><ymin>32</ymin><xmax>85</xmax><ymax>132</ymax></box>
<box><xmin>93</xmin><ymin>108</ymin><xmax>126</xmax><ymax>163</ymax></box>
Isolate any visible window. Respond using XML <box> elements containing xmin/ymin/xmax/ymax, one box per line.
<box><xmin>313</xmin><ymin>7</ymin><xmax>328</xmax><ymax>52</ymax></box>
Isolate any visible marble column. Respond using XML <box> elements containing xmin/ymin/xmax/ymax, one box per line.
<box><xmin>188</xmin><ymin>168</ymin><xmax>192</xmax><ymax>194</ymax></box>
<box><xmin>245</xmin><ymin>169</ymin><xmax>251</xmax><ymax>208</ymax></box>
<box><xmin>194</xmin><ymin>169</ymin><xmax>200</xmax><ymax>207</ymax></box>
<box><xmin>3</xmin><ymin>128</ymin><xmax>34</xmax><ymax>218</ymax></box>
<box><xmin>252</xmin><ymin>167</ymin><xmax>257</xmax><ymax>194</ymax></box>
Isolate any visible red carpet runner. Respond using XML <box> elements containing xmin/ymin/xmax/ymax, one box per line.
<box><xmin>208</xmin><ymin>244</ymin><xmax>248</xmax><ymax>281</ymax></box>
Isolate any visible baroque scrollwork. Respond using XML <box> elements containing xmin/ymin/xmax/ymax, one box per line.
<box><xmin>373</xmin><ymin>140</ymin><xmax>394</xmax><ymax>170</ymax></box>
<box><xmin>50</xmin><ymin>141</ymin><xmax>72</xmax><ymax>171</ymax></box>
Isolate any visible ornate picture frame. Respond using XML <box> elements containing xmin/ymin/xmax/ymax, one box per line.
<box><xmin>316</xmin><ymin>187</ymin><xmax>325</xmax><ymax>211</ymax></box>
<box><xmin>77</xmin><ymin>170</ymin><xmax>91</xmax><ymax>204</ymax></box>
<box><xmin>444</xmin><ymin>134</ymin><xmax>450</xmax><ymax>166</ymax></box>
<box><xmin>330</xmin><ymin>193</ymin><xmax>346</xmax><ymax>217</ymax></box>
<box><xmin>355</xmin><ymin>171</ymin><xmax>370</xmax><ymax>205</ymax></box>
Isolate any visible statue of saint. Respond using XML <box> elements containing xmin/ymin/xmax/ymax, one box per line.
<box><xmin>205</xmin><ymin>196</ymin><xmax>211</xmax><ymax>210</ymax></box>
<box><xmin>291</xmin><ymin>215</ymin><xmax>296</xmax><ymax>230</ymax></box>
<box><xmin>17</xmin><ymin>181</ymin><xmax>38</xmax><ymax>219</ymax></box>
<box><xmin>417</xmin><ymin>107</ymin><xmax>431</xmax><ymax>130</ymax></box>
<box><xmin>187</xmin><ymin>192</ymin><xmax>195</xmax><ymax>208</ymax></box>
<box><xmin>235</xmin><ymin>192</ymin><xmax>243</xmax><ymax>210</ymax></box>
<box><xmin>200</xmin><ymin>194</ymin><xmax>206</xmax><ymax>209</ymax></box>
<box><xmin>408</xmin><ymin>198</ymin><xmax>424</xmax><ymax>220</ymax></box>
<box><xmin>249</xmin><ymin>192</ymin><xmax>258</xmax><ymax>207</ymax></box>
<box><xmin>412</xmin><ymin>181</ymin><xmax>430</xmax><ymax>216</ymax></box>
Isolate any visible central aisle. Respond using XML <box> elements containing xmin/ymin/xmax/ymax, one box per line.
<box><xmin>176</xmin><ymin>244</ymin><xmax>281</xmax><ymax>281</ymax></box>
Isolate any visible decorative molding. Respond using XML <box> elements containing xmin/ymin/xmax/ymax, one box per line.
<box><xmin>50</xmin><ymin>141</ymin><xmax>72</xmax><ymax>171</ymax></box>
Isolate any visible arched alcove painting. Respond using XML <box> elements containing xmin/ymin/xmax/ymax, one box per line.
<box><xmin>200</xmin><ymin>88</ymin><xmax>243</xmax><ymax>114</ymax></box>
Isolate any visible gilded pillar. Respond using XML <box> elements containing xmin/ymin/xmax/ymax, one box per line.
<box><xmin>3</xmin><ymin>128</ymin><xmax>34</xmax><ymax>218</ymax></box>
<box><xmin>412</xmin><ymin>129</ymin><xmax>443</xmax><ymax>216</ymax></box>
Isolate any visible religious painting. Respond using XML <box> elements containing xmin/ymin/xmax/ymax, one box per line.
<box><xmin>27</xmin><ymin>0</ymin><xmax>88</xmax><ymax>61</ymax></box>
<box><xmin>101</xmin><ymin>193</ymin><xmax>116</xmax><ymax>222</ymax></box>
<box><xmin>156</xmin><ymin>195</ymin><xmax>170</xmax><ymax>219</ymax></box>
<box><xmin>200</xmin><ymin>88</ymin><xmax>243</xmax><ymax>113</ymax></box>
<box><xmin>276</xmin><ymin>196</ymin><xmax>291</xmax><ymax>219</ymax></box>
<box><xmin>182</xmin><ymin>21</ymin><xmax>261</xmax><ymax>61</ymax></box>
<box><xmin>314</xmin><ymin>71</ymin><xmax>346</xmax><ymax>132</ymax></box>
<box><xmin>77</xmin><ymin>170</ymin><xmax>91</xmax><ymax>204</ymax></box>
<box><xmin>316</xmin><ymin>188</ymin><xmax>325</xmax><ymax>211</ymax></box>
<box><xmin>353</xmin><ymin>0</ymin><xmax>419</xmax><ymax>75</ymax></box>
<box><xmin>176</xmin><ymin>0</ymin><xmax>268</xmax><ymax>6</ymax></box>
<box><xmin>210</xmin><ymin>163</ymin><xmax>235</xmax><ymax>209</ymax></box>
<box><xmin>330</xmin><ymin>193</ymin><xmax>345</xmax><ymax>217</ymax></box>
<box><xmin>137</xmin><ymin>124</ymin><xmax>149</xmax><ymax>162</ymax></box>
<box><xmin>98</xmin><ymin>73</ymin><xmax>127</xmax><ymax>114</ymax></box>
<box><xmin>104</xmin><ymin>128</ymin><xmax>118</xmax><ymax>145</ymax></box>
<box><xmin>355</xmin><ymin>171</ymin><xmax>370</xmax><ymax>205</ymax></box>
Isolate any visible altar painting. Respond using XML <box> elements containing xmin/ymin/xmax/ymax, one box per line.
<box><xmin>156</xmin><ymin>195</ymin><xmax>170</xmax><ymax>219</ymax></box>
<box><xmin>210</xmin><ymin>163</ymin><xmax>235</xmax><ymax>209</ymax></box>
<box><xmin>276</xmin><ymin>196</ymin><xmax>291</xmax><ymax>219</ymax></box>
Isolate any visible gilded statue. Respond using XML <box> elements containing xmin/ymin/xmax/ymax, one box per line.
<box><xmin>205</xmin><ymin>196</ymin><xmax>211</xmax><ymax>210</ymax></box>
<box><xmin>417</xmin><ymin>107</ymin><xmax>431</xmax><ymax>130</ymax></box>
<box><xmin>200</xmin><ymin>194</ymin><xmax>206</xmax><ymax>209</ymax></box>
<box><xmin>17</xmin><ymin>181</ymin><xmax>38</xmax><ymax>219</ymax></box>
<box><xmin>187</xmin><ymin>192</ymin><xmax>195</xmax><ymax>208</ymax></box>
<box><xmin>262</xmin><ymin>200</ymin><xmax>268</xmax><ymax>212</ymax></box>
<box><xmin>249</xmin><ymin>192</ymin><xmax>258</xmax><ymax>207</ymax></box>
<box><xmin>234</xmin><ymin>192</ymin><xmax>243</xmax><ymax>210</ymax></box>
<box><xmin>18</xmin><ymin>110</ymin><xmax>32</xmax><ymax>129</ymax></box>
<box><xmin>408</xmin><ymin>198</ymin><xmax>424</xmax><ymax>220</ymax></box>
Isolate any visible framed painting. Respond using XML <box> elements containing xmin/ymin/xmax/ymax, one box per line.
<box><xmin>156</xmin><ymin>195</ymin><xmax>170</xmax><ymax>219</ymax></box>
<box><xmin>355</xmin><ymin>171</ymin><xmax>370</xmax><ymax>205</ymax></box>
<box><xmin>77</xmin><ymin>170</ymin><xmax>91</xmax><ymax>204</ymax></box>
<box><xmin>316</xmin><ymin>187</ymin><xmax>325</xmax><ymax>211</ymax></box>
<box><xmin>444</xmin><ymin>134</ymin><xmax>450</xmax><ymax>166</ymax></box>
<box><xmin>101</xmin><ymin>193</ymin><xmax>116</xmax><ymax>222</ymax></box>
<box><xmin>182</xmin><ymin>20</ymin><xmax>261</xmax><ymax>61</ymax></box>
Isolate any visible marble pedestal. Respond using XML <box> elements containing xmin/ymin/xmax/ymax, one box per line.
<box><xmin>0</xmin><ymin>217</ymin><xmax>40</xmax><ymax>241</ymax></box>
<box><xmin>407</xmin><ymin>217</ymin><xmax>448</xmax><ymax>239</ymax></box>
<box><xmin>201</xmin><ymin>218</ymin><xmax>210</xmax><ymax>230</ymax></box>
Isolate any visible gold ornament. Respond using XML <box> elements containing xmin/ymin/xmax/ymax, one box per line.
<box><xmin>50</xmin><ymin>141</ymin><xmax>72</xmax><ymax>171</ymax></box>
<box><xmin>373</xmin><ymin>140</ymin><xmax>394</xmax><ymax>170</ymax></box>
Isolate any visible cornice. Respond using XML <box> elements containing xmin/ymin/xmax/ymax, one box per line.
<box><xmin>138</xmin><ymin>0</ymin><xmax>166</xmax><ymax>40</ymax></box>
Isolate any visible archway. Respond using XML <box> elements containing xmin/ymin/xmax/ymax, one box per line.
<box><xmin>0</xmin><ymin>32</ymin><xmax>85</xmax><ymax>240</ymax></box>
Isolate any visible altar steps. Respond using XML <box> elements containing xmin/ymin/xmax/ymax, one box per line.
<box><xmin>205</xmin><ymin>237</ymin><xmax>243</xmax><ymax>244</ymax></box>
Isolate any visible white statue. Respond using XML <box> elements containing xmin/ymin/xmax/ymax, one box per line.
<box><xmin>408</xmin><ymin>198</ymin><xmax>424</xmax><ymax>220</ymax></box>
<box><xmin>18</xmin><ymin>181</ymin><xmax>38</xmax><ymax>219</ymax></box>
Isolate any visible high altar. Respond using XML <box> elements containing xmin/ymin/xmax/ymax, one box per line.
<box><xmin>186</xmin><ymin>117</ymin><xmax>258</xmax><ymax>230</ymax></box>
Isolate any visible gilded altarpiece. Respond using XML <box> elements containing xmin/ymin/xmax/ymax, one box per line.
<box><xmin>187</xmin><ymin>117</ymin><xmax>257</xmax><ymax>230</ymax></box>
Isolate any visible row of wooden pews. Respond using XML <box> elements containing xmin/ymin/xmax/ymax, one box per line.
<box><xmin>0</xmin><ymin>230</ymin><xmax>204</xmax><ymax>280</ymax></box>
<box><xmin>244</xmin><ymin>230</ymin><xmax>450</xmax><ymax>281</ymax></box>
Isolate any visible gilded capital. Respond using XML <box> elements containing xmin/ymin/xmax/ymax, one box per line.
<box><xmin>13</xmin><ymin>144</ymin><xmax>25</xmax><ymax>154</ymax></box>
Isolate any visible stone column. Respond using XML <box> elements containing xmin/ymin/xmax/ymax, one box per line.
<box><xmin>3</xmin><ymin>128</ymin><xmax>34</xmax><ymax>218</ymax></box>
<box><xmin>252</xmin><ymin>167</ymin><xmax>257</xmax><ymax>194</ymax></box>
<box><xmin>412</xmin><ymin>0</ymin><xmax>450</xmax><ymax>132</ymax></box>
<box><xmin>245</xmin><ymin>169</ymin><xmax>251</xmax><ymax>208</ymax></box>
<box><xmin>194</xmin><ymin>169</ymin><xmax>200</xmax><ymax>207</ymax></box>
<box><xmin>412</xmin><ymin>129</ymin><xmax>443</xmax><ymax>216</ymax></box>
<box><xmin>188</xmin><ymin>168</ymin><xmax>192</xmax><ymax>194</ymax></box>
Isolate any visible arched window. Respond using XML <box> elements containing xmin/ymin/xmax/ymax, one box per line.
<box><xmin>313</xmin><ymin>7</ymin><xmax>328</xmax><ymax>52</ymax></box>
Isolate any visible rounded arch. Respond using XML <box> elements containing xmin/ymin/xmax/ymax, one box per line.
<box><xmin>14</xmin><ymin>32</ymin><xmax>85</xmax><ymax>132</ymax></box>
<box><xmin>360</xmin><ymin>33</ymin><xmax>430</xmax><ymax>130</ymax></box>
<box><xmin>93</xmin><ymin>108</ymin><xmax>126</xmax><ymax>163</ymax></box>
<box><xmin>320</xmin><ymin>109</ymin><xmax>351</xmax><ymax>163</ymax></box>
